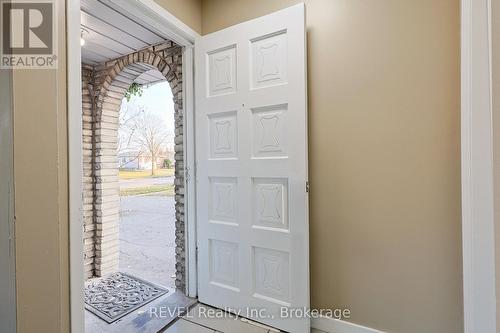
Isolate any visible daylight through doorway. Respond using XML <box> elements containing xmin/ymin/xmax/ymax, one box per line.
<box><xmin>82</xmin><ymin>41</ymin><xmax>185</xmax><ymax>292</ymax></box>
<box><xmin>81</xmin><ymin>42</ymin><xmax>186</xmax><ymax>331</ymax></box>
<box><xmin>118</xmin><ymin>81</ymin><xmax>176</xmax><ymax>288</ymax></box>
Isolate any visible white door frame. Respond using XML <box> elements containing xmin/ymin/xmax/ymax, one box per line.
<box><xmin>461</xmin><ymin>0</ymin><xmax>497</xmax><ymax>332</ymax></box>
<box><xmin>67</xmin><ymin>1</ymin><xmax>200</xmax><ymax>332</ymax></box>
<box><xmin>0</xmin><ymin>61</ymin><xmax>16</xmax><ymax>333</ymax></box>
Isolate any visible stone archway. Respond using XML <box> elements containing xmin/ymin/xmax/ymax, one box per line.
<box><xmin>82</xmin><ymin>41</ymin><xmax>186</xmax><ymax>291</ymax></box>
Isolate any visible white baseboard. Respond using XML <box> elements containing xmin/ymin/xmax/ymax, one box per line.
<box><xmin>311</xmin><ymin>316</ymin><xmax>385</xmax><ymax>333</ymax></box>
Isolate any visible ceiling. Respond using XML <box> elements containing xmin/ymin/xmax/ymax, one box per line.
<box><xmin>80</xmin><ymin>0</ymin><xmax>173</xmax><ymax>84</ymax></box>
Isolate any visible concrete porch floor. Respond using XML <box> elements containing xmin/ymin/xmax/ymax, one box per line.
<box><xmin>86</xmin><ymin>183</ymin><xmax>182</xmax><ymax>332</ymax></box>
<box><xmin>119</xmin><ymin>194</ymin><xmax>176</xmax><ymax>289</ymax></box>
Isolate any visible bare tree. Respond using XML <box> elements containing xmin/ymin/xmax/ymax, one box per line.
<box><xmin>132</xmin><ymin>111</ymin><xmax>172</xmax><ymax>175</ymax></box>
<box><xmin>118</xmin><ymin>102</ymin><xmax>144</xmax><ymax>168</ymax></box>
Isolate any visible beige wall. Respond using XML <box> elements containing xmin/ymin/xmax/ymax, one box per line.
<box><xmin>201</xmin><ymin>1</ymin><xmax>462</xmax><ymax>332</ymax></box>
<box><xmin>13</xmin><ymin>71</ymin><xmax>69</xmax><ymax>333</ymax></box>
<box><xmin>12</xmin><ymin>0</ymin><xmax>69</xmax><ymax>332</ymax></box>
<box><xmin>154</xmin><ymin>0</ymin><xmax>202</xmax><ymax>33</ymax></box>
<box><xmin>493</xmin><ymin>0</ymin><xmax>500</xmax><ymax>330</ymax></box>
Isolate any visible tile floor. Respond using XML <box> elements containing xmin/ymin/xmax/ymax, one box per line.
<box><xmin>161</xmin><ymin>304</ymin><xmax>327</xmax><ymax>333</ymax></box>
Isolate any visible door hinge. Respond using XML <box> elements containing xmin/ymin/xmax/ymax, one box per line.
<box><xmin>306</xmin><ymin>181</ymin><xmax>310</xmax><ymax>193</ymax></box>
<box><xmin>185</xmin><ymin>166</ymin><xmax>190</xmax><ymax>182</ymax></box>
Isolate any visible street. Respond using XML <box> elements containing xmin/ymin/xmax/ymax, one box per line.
<box><xmin>119</xmin><ymin>178</ymin><xmax>176</xmax><ymax>289</ymax></box>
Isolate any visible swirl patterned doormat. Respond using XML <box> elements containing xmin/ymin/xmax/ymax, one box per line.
<box><xmin>84</xmin><ymin>272</ymin><xmax>168</xmax><ymax>323</ymax></box>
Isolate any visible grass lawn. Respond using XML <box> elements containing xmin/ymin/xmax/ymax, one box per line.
<box><xmin>119</xmin><ymin>184</ymin><xmax>174</xmax><ymax>197</ymax></box>
<box><xmin>119</xmin><ymin>168</ymin><xmax>174</xmax><ymax>179</ymax></box>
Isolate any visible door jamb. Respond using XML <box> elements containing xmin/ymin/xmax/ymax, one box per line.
<box><xmin>182</xmin><ymin>46</ymin><xmax>198</xmax><ymax>298</ymax></box>
<box><xmin>0</xmin><ymin>60</ymin><xmax>16</xmax><ymax>333</ymax></box>
<box><xmin>67</xmin><ymin>2</ymin><xmax>200</xmax><ymax>332</ymax></box>
<box><xmin>67</xmin><ymin>1</ymin><xmax>84</xmax><ymax>332</ymax></box>
<box><xmin>461</xmin><ymin>0</ymin><xmax>497</xmax><ymax>332</ymax></box>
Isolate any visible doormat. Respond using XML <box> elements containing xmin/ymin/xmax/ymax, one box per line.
<box><xmin>84</xmin><ymin>272</ymin><xmax>168</xmax><ymax>323</ymax></box>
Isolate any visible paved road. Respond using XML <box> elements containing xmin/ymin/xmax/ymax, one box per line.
<box><xmin>118</xmin><ymin>195</ymin><xmax>176</xmax><ymax>289</ymax></box>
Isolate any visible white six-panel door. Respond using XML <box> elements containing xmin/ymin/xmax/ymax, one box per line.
<box><xmin>195</xmin><ymin>4</ymin><xmax>309</xmax><ymax>332</ymax></box>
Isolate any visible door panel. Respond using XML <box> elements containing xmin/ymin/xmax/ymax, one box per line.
<box><xmin>195</xmin><ymin>4</ymin><xmax>309</xmax><ymax>332</ymax></box>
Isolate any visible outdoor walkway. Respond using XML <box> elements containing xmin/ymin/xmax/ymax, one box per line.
<box><xmin>119</xmin><ymin>194</ymin><xmax>176</xmax><ymax>289</ymax></box>
<box><xmin>85</xmin><ymin>176</ymin><xmax>181</xmax><ymax>332</ymax></box>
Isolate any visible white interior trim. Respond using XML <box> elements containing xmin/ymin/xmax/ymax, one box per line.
<box><xmin>67</xmin><ymin>0</ymin><xmax>85</xmax><ymax>332</ymax></box>
<box><xmin>68</xmin><ymin>1</ymin><xmax>200</xmax><ymax>331</ymax></box>
<box><xmin>0</xmin><ymin>60</ymin><xmax>16</xmax><ymax>333</ymax></box>
<box><xmin>311</xmin><ymin>316</ymin><xmax>385</xmax><ymax>333</ymax></box>
<box><xmin>182</xmin><ymin>46</ymin><xmax>198</xmax><ymax>298</ymax></box>
<box><xmin>461</xmin><ymin>0</ymin><xmax>497</xmax><ymax>332</ymax></box>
